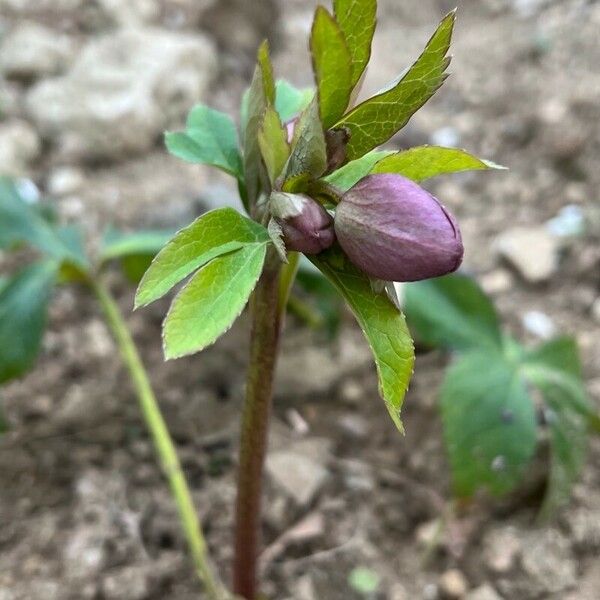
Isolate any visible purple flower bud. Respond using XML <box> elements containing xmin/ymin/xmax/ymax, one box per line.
<box><xmin>334</xmin><ymin>174</ymin><xmax>463</xmax><ymax>281</ymax></box>
<box><xmin>271</xmin><ymin>192</ymin><xmax>335</xmax><ymax>255</ymax></box>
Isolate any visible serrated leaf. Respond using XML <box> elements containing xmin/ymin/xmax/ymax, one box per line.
<box><xmin>0</xmin><ymin>177</ymin><xmax>86</xmax><ymax>267</ymax></box>
<box><xmin>258</xmin><ymin>105</ymin><xmax>290</xmax><ymax>184</ymax></box>
<box><xmin>371</xmin><ymin>145</ymin><xmax>507</xmax><ymax>181</ymax></box>
<box><xmin>274</xmin><ymin>80</ymin><xmax>314</xmax><ymax>122</ymax></box>
<box><xmin>310</xmin><ymin>246</ymin><xmax>414</xmax><ymax>431</ymax></box>
<box><xmin>243</xmin><ymin>41</ymin><xmax>275</xmax><ymax>206</ymax></box>
<box><xmin>334</xmin><ymin>11</ymin><xmax>455</xmax><ymax>161</ymax></box>
<box><xmin>441</xmin><ymin>350</ymin><xmax>537</xmax><ymax>497</ymax></box>
<box><xmin>135</xmin><ymin>208</ymin><xmax>270</xmax><ymax>308</ymax></box>
<box><xmin>404</xmin><ymin>273</ymin><xmax>502</xmax><ymax>351</ymax></box>
<box><xmin>267</xmin><ymin>218</ymin><xmax>287</xmax><ymax>262</ymax></box>
<box><xmin>165</xmin><ymin>105</ymin><xmax>242</xmax><ymax>177</ymax></box>
<box><xmin>163</xmin><ymin>244</ymin><xmax>267</xmax><ymax>358</ymax></box>
<box><xmin>284</xmin><ymin>96</ymin><xmax>327</xmax><ymax>183</ymax></box>
<box><xmin>310</xmin><ymin>6</ymin><xmax>353</xmax><ymax>129</ymax></box>
<box><xmin>0</xmin><ymin>261</ymin><xmax>57</xmax><ymax>383</ymax></box>
<box><xmin>333</xmin><ymin>0</ymin><xmax>377</xmax><ymax>89</ymax></box>
<box><xmin>323</xmin><ymin>150</ymin><xmax>394</xmax><ymax>191</ymax></box>
<box><xmin>520</xmin><ymin>337</ymin><xmax>594</xmax><ymax>517</ymax></box>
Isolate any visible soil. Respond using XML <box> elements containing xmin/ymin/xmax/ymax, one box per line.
<box><xmin>1</xmin><ymin>0</ymin><xmax>600</xmax><ymax>599</ymax></box>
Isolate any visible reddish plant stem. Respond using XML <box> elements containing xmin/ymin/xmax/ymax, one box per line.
<box><xmin>233</xmin><ymin>251</ymin><xmax>282</xmax><ymax>599</ymax></box>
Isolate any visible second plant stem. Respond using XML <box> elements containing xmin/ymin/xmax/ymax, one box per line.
<box><xmin>233</xmin><ymin>251</ymin><xmax>283</xmax><ymax>600</ymax></box>
<box><xmin>92</xmin><ymin>280</ymin><xmax>228</xmax><ymax>600</ymax></box>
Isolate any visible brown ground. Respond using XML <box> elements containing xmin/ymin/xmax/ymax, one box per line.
<box><xmin>1</xmin><ymin>0</ymin><xmax>599</xmax><ymax>598</ymax></box>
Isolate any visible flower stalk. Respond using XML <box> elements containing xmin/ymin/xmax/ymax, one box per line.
<box><xmin>233</xmin><ymin>249</ymin><xmax>282</xmax><ymax>599</ymax></box>
<box><xmin>92</xmin><ymin>279</ymin><xmax>228</xmax><ymax>600</ymax></box>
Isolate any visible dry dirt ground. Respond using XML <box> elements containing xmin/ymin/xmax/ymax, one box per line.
<box><xmin>1</xmin><ymin>0</ymin><xmax>600</xmax><ymax>598</ymax></box>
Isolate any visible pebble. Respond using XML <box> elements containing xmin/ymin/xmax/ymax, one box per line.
<box><xmin>439</xmin><ymin>569</ymin><xmax>469</xmax><ymax>599</ymax></box>
<box><xmin>0</xmin><ymin>120</ymin><xmax>41</xmax><ymax>176</ymax></box>
<box><xmin>480</xmin><ymin>269</ymin><xmax>513</xmax><ymax>295</ymax></box>
<box><xmin>521</xmin><ymin>310</ymin><xmax>556</xmax><ymax>339</ymax></box>
<box><xmin>483</xmin><ymin>526</ymin><xmax>522</xmax><ymax>573</ymax></box>
<box><xmin>266</xmin><ymin>449</ymin><xmax>328</xmax><ymax>507</ymax></box>
<box><xmin>101</xmin><ymin>566</ymin><xmax>149</xmax><ymax>600</ymax></box>
<box><xmin>545</xmin><ymin>205</ymin><xmax>586</xmax><ymax>240</ymax></box>
<box><xmin>47</xmin><ymin>167</ymin><xmax>85</xmax><ymax>197</ymax></box>
<box><xmin>494</xmin><ymin>226</ymin><xmax>559</xmax><ymax>283</ymax></box>
<box><xmin>0</xmin><ymin>21</ymin><xmax>74</xmax><ymax>79</ymax></box>
<box><xmin>520</xmin><ymin>529</ymin><xmax>576</xmax><ymax>595</ymax></box>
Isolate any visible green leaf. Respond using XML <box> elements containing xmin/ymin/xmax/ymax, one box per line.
<box><xmin>404</xmin><ymin>273</ymin><xmax>502</xmax><ymax>351</ymax></box>
<box><xmin>165</xmin><ymin>105</ymin><xmax>242</xmax><ymax>177</ymax></box>
<box><xmin>333</xmin><ymin>0</ymin><xmax>377</xmax><ymax>89</ymax></box>
<box><xmin>0</xmin><ymin>177</ymin><xmax>86</xmax><ymax>267</ymax></box>
<box><xmin>441</xmin><ymin>350</ymin><xmax>537</xmax><ymax>497</ymax></box>
<box><xmin>521</xmin><ymin>337</ymin><xmax>594</xmax><ymax>517</ymax></box>
<box><xmin>323</xmin><ymin>150</ymin><xmax>394</xmax><ymax>191</ymax></box>
<box><xmin>163</xmin><ymin>244</ymin><xmax>267</xmax><ymax>359</ymax></box>
<box><xmin>310</xmin><ymin>6</ymin><xmax>353</xmax><ymax>129</ymax></box>
<box><xmin>371</xmin><ymin>146</ymin><xmax>507</xmax><ymax>181</ymax></box>
<box><xmin>521</xmin><ymin>337</ymin><xmax>597</xmax><ymax>427</ymax></box>
<box><xmin>274</xmin><ymin>80</ymin><xmax>314</xmax><ymax>122</ymax></box>
<box><xmin>243</xmin><ymin>41</ymin><xmax>275</xmax><ymax>206</ymax></box>
<box><xmin>135</xmin><ymin>208</ymin><xmax>269</xmax><ymax>308</ymax></box>
<box><xmin>334</xmin><ymin>11</ymin><xmax>455</xmax><ymax>161</ymax></box>
<box><xmin>284</xmin><ymin>96</ymin><xmax>327</xmax><ymax>184</ymax></box>
<box><xmin>258</xmin><ymin>105</ymin><xmax>290</xmax><ymax>184</ymax></box>
<box><xmin>310</xmin><ymin>246</ymin><xmax>414</xmax><ymax>431</ymax></box>
<box><xmin>0</xmin><ymin>261</ymin><xmax>57</xmax><ymax>383</ymax></box>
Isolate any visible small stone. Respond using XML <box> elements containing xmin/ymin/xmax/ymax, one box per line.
<box><xmin>337</xmin><ymin>413</ymin><xmax>369</xmax><ymax>440</ymax></box>
<box><xmin>480</xmin><ymin>269</ymin><xmax>513</xmax><ymax>295</ymax></box>
<box><xmin>0</xmin><ymin>120</ymin><xmax>41</xmax><ymax>176</ymax></box>
<box><xmin>84</xmin><ymin>319</ymin><xmax>114</xmax><ymax>358</ymax></box>
<box><xmin>520</xmin><ymin>529</ymin><xmax>576</xmax><ymax>595</ymax></box>
<box><xmin>415</xmin><ymin>519</ymin><xmax>441</xmax><ymax>549</ymax></box>
<box><xmin>26</xmin><ymin>28</ymin><xmax>217</xmax><ymax>161</ymax></box>
<box><xmin>495</xmin><ymin>226</ymin><xmax>559</xmax><ymax>283</ymax></box>
<box><xmin>483</xmin><ymin>526</ymin><xmax>521</xmax><ymax>573</ymax></box>
<box><xmin>438</xmin><ymin>569</ymin><xmax>469</xmax><ymax>599</ymax></box>
<box><xmin>47</xmin><ymin>167</ymin><xmax>84</xmax><ymax>197</ymax></box>
<box><xmin>290</xmin><ymin>574</ymin><xmax>317</xmax><ymax>600</ymax></box>
<box><xmin>591</xmin><ymin>298</ymin><xmax>600</xmax><ymax>324</ymax></box>
<box><xmin>522</xmin><ymin>310</ymin><xmax>556</xmax><ymax>340</ymax></box>
<box><xmin>339</xmin><ymin>380</ymin><xmax>363</xmax><ymax>406</ymax></box>
<box><xmin>465</xmin><ymin>584</ymin><xmax>503</xmax><ymax>600</ymax></box>
<box><xmin>266</xmin><ymin>450</ymin><xmax>328</xmax><ymax>507</ymax></box>
<box><xmin>0</xmin><ymin>21</ymin><xmax>74</xmax><ymax>79</ymax></box>
<box><xmin>102</xmin><ymin>566</ymin><xmax>149</xmax><ymax>600</ymax></box>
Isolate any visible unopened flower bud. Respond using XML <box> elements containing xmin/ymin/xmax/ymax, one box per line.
<box><xmin>271</xmin><ymin>192</ymin><xmax>335</xmax><ymax>255</ymax></box>
<box><xmin>334</xmin><ymin>174</ymin><xmax>463</xmax><ymax>281</ymax></box>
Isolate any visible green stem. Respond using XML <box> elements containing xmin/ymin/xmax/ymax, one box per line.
<box><xmin>92</xmin><ymin>279</ymin><xmax>228</xmax><ymax>600</ymax></box>
<box><xmin>233</xmin><ymin>250</ymin><xmax>282</xmax><ymax>599</ymax></box>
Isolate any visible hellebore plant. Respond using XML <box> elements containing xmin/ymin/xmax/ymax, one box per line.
<box><xmin>139</xmin><ymin>1</ymin><xmax>505</xmax><ymax>598</ymax></box>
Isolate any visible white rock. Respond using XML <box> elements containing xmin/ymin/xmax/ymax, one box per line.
<box><xmin>0</xmin><ymin>120</ymin><xmax>41</xmax><ymax>175</ymax></box>
<box><xmin>494</xmin><ymin>226</ymin><xmax>559</xmax><ymax>283</ymax></box>
<box><xmin>522</xmin><ymin>310</ymin><xmax>556</xmax><ymax>339</ymax></box>
<box><xmin>483</xmin><ymin>526</ymin><xmax>522</xmax><ymax>573</ymax></box>
<box><xmin>26</xmin><ymin>28</ymin><xmax>217</xmax><ymax>160</ymax></box>
<box><xmin>47</xmin><ymin>167</ymin><xmax>85</xmax><ymax>197</ymax></box>
<box><xmin>480</xmin><ymin>269</ymin><xmax>513</xmax><ymax>295</ymax></box>
<box><xmin>266</xmin><ymin>449</ymin><xmax>328</xmax><ymax>507</ymax></box>
<box><xmin>0</xmin><ymin>22</ymin><xmax>75</xmax><ymax>79</ymax></box>
<box><xmin>97</xmin><ymin>0</ymin><xmax>161</xmax><ymax>26</ymax></box>
<box><xmin>439</xmin><ymin>569</ymin><xmax>469</xmax><ymax>599</ymax></box>
<box><xmin>520</xmin><ymin>529</ymin><xmax>576</xmax><ymax>595</ymax></box>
